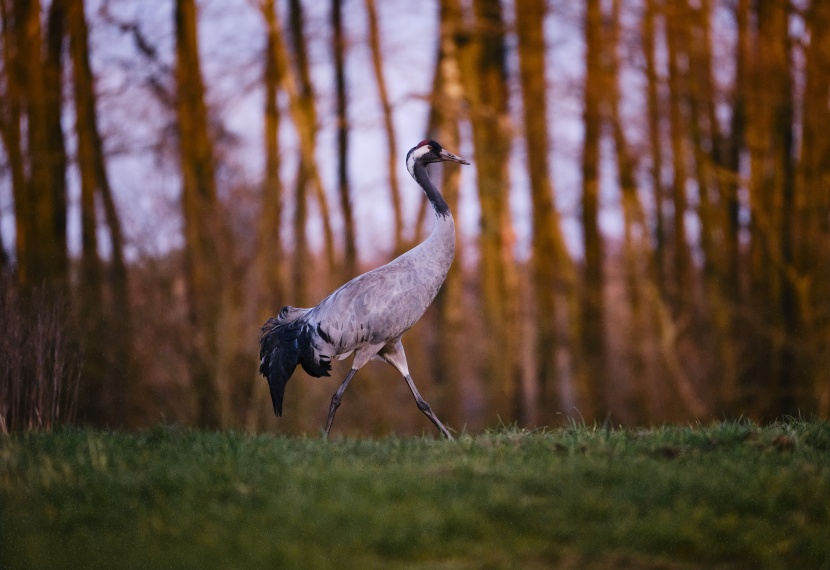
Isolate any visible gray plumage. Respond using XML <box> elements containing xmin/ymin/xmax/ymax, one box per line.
<box><xmin>259</xmin><ymin>139</ymin><xmax>468</xmax><ymax>439</ymax></box>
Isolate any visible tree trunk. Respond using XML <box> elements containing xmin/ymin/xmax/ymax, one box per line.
<box><xmin>262</xmin><ymin>0</ymin><xmax>335</xmax><ymax>300</ymax></box>
<box><xmin>514</xmin><ymin>0</ymin><xmax>572</xmax><ymax>424</ymax></box>
<box><xmin>43</xmin><ymin>0</ymin><xmax>68</xmax><ymax>283</ymax></box>
<box><xmin>0</xmin><ymin>0</ymin><xmax>29</xmax><ymax>281</ymax></box>
<box><xmin>292</xmin><ymin>0</ymin><xmax>337</xmax><ymax>275</ymax></box>
<box><xmin>332</xmin><ymin>0</ymin><xmax>357</xmax><ymax>277</ymax></box>
<box><xmin>27</xmin><ymin>0</ymin><xmax>60</xmax><ymax>286</ymax></box>
<box><xmin>364</xmin><ymin>0</ymin><xmax>404</xmax><ymax>256</ymax></box>
<box><xmin>288</xmin><ymin>0</ymin><xmax>313</xmax><ymax>305</ymax></box>
<box><xmin>425</xmin><ymin>0</ymin><xmax>466</xmax><ymax>427</ymax></box>
<box><xmin>249</xmin><ymin>0</ymin><xmax>286</xmax><ymax>429</ymax></box>
<box><xmin>720</xmin><ymin>0</ymin><xmax>750</xmax><ymax>412</ymax></box>
<box><xmin>455</xmin><ymin>0</ymin><xmax>520</xmax><ymax>423</ymax></box>
<box><xmin>67</xmin><ymin>0</ymin><xmax>104</xmax><ymax>424</ymax></box>
<box><xmin>641</xmin><ymin>0</ymin><xmax>667</xmax><ymax>298</ymax></box>
<box><xmin>684</xmin><ymin>0</ymin><xmax>739</xmax><ymax>416</ymax></box>
<box><xmin>608</xmin><ymin>0</ymin><xmax>652</xmax><ymax>423</ymax></box>
<box><xmin>798</xmin><ymin>0</ymin><xmax>830</xmax><ymax>416</ymax></box>
<box><xmin>175</xmin><ymin>0</ymin><xmax>223</xmax><ymax>428</ymax></box>
<box><xmin>579</xmin><ymin>0</ymin><xmax>607</xmax><ymax>422</ymax></box>
<box><xmin>665</xmin><ymin>3</ymin><xmax>693</xmax><ymax>313</ymax></box>
<box><xmin>68</xmin><ymin>0</ymin><xmax>133</xmax><ymax>426</ymax></box>
<box><xmin>744</xmin><ymin>0</ymin><xmax>797</xmax><ymax>419</ymax></box>
<box><xmin>12</xmin><ymin>0</ymin><xmax>68</xmax><ymax>288</ymax></box>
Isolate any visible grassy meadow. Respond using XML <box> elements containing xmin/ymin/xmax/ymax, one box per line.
<box><xmin>1</xmin><ymin>420</ymin><xmax>829</xmax><ymax>569</ymax></box>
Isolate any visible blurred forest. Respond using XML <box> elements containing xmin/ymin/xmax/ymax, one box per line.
<box><xmin>1</xmin><ymin>0</ymin><xmax>829</xmax><ymax>434</ymax></box>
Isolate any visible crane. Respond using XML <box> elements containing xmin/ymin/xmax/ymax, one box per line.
<box><xmin>259</xmin><ymin>140</ymin><xmax>468</xmax><ymax>439</ymax></box>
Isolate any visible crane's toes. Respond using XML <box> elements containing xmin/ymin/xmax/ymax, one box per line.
<box><xmin>432</xmin><ymin>419</ymin><xmax>454</xmax><ymax>440</ymax></box>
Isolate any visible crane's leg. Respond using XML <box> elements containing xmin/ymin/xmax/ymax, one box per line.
<box><xmin>403</xmin><ymin>374</ymin><xmax>454</xmax><ymax>440</ymax></box>
<box><xmin>380</xmin><ymin>341</ymin><xmax>454</xmax><ymax>440</ymax></box>
<box><xmin>325</xmin><ymin>368</ymin><xmax>357</xmax><ymax>437</ymax></box>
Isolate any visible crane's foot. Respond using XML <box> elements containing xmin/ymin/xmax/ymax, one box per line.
<box><xmin>405</xmin><ymin>374</ymin><xmax>453</xmax><ymax>440</ymax></box>
<box><xmin>324</xmin><ymin>368</ymin><xmax>358</xmax><ymax>438</ymax></box>
<box><xmin>324</xmin><ymin>400</ymin><xmax>340</xmax><ymax>437</ymax></box>
<box><xmin>436</xmin><ymin>422</ymin><xmax>454</xmax><ymax>441</ymax></box>
<box><xmin>417</xmin><ymin>400</ymin><xmax>454</xmax><ymax>440</ymax></box>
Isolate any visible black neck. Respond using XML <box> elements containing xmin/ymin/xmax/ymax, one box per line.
<box><xmin>413</xmin><ymin>162</ymin><xmax>450</xmax><ymax>217</ymax></box>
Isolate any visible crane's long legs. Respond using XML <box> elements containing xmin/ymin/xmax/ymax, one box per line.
<box><xmin>325</xmin><ymin>343</ymin><xmax>453</xmax><ymax>439</ymax></box>
<box><xmin>377</xmin><ymin>339</ymin><xmax>454</xmax><ymax>440</ymax></box>
<box><xmin>324</xmin><ymin>368</ymin><xmax>357</xmax><ymax>437</ymax></box>
<box><xmin>403</xmin><ymin>374</ymin><xmax>454</xmax><ymax>440</ymax></box>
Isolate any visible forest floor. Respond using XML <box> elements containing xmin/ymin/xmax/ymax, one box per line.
<box><xmin>1</xmin><ymin>420</ymin><xmax>829</xmax><ymax>569</ymax></box>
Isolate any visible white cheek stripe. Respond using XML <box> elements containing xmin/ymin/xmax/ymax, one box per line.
<box><xmin>407</xmin><ymin>144</ymin><xmax>432</xmax><ymax>178</ymax></box>
<box><xmin>412</xmin><ymin>144</ymin><xmax>431</xmax><ymax>160</ymax></box>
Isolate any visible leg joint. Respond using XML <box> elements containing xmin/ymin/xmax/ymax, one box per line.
<box><xmin>416</xmin><ymin>399</ymin><xmax>432</xmax><ymax>413</ymax></box>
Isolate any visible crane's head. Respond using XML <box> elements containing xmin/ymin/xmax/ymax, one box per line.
<box><xmin>406</xmin><ymin>140</ymin><xmax>469</xmax><ymax>171</ymax></box>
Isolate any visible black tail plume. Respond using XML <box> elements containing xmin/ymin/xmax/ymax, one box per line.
<box><xmin>259</xmin><ymin>306</ymin><xmax>332</xmax><ymax>416</ymax></box>
<box><xmin>259</xmin><ymin>316</ymin><xmax>303</xmax><ymax>416</ymax></box>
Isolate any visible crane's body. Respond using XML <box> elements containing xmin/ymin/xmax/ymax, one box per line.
<box><xmin>259</xmin><ymin>140</ymin><xmax>467</xmax><ymax>439</ymax></box>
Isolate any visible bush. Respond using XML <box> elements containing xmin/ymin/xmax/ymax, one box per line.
<box><xmin>0</xmin><ymin>272</ymin><xmax>81</xmax><ymax>432</ymax></box>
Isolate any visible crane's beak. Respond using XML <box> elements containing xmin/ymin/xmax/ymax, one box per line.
<box><xmin>439</xmin><ymin>148</ymin><xmax>470</xmax><ymax>165</ymax></box>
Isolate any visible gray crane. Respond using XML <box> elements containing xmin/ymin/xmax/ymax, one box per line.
<box><xmin>259</xmin><ymin>139</ymin><xmax>468</xmax><ymax>439</ymax></box>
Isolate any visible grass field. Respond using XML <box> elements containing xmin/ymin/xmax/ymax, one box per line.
<box><xmin>1</xmin><ymin>420</ymin><xmax>829</xmax><ymax>569</ymax></box>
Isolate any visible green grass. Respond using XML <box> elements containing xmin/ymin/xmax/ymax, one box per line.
<box><xmin>2</xmin><ymin>421</ymin><xmax>830</xmax><ymax>569</ymax></box>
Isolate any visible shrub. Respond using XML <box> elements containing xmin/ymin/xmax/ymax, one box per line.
<box><xmin>0</xmin><ymin>272</ymin><xmax>81</xmax><ymax>432</ymax></box>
